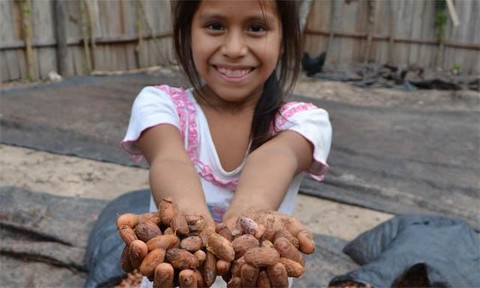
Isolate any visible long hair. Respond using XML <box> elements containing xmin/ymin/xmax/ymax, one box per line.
<box><xmin>172</xmin><ymin>0</ymin><xmax>302</xmax><ymax>151</ymax></box>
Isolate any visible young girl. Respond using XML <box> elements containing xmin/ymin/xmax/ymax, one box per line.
<box><xmin>121</xmin><ymin>0</ymin><xmax>331</xmax><ymax>286</ymax></box>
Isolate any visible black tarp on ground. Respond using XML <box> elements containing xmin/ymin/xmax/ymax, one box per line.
<box><xmin>1</xmin><ymin>72</ymin><xmax>479</xmax><ymax>230</ymax></box>
<box><xmin>330</xmin><ymin>214</ymin><xmax>480</xmax><ymax>287</ymax></box>
<box><xmin>0</xmin><ymin>187</ymin><xmax>356</xmax><ymax>287</ymax></box>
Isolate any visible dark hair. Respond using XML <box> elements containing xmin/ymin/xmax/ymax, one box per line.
<box><xmin>172</xmin><ymin>0</ymin><xmax>302</xmax><ymax>151</ymax></box>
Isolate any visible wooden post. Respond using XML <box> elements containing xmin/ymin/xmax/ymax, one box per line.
<box><xmin>364</xmin><ymin>0</ymin><xmax>376</xmax><ymax>63</ymax></box>
<box><xmin>327</xmin><ymin>0</ymin><xmax>336</xmax><ymax>56</ymax></box>
<box><xmin>300</xmin><ymin>0</ymin><xmax>313</xmax><ymax>33</ymax></box>
<box><xmin>53</xmin><ymin>0</ymin><xmax>68</xmax><ymax>77</ymax></box>
<box><xmin>135</xmin><ymin>0</ymin><xmax>146</xmax><ymax>68</ymax></box>
<box><xmin>19</xmin><ymin>0</ymin><xmax>36</xmax><ymax>81</ymax></box>
<box><xmin>80</xmin><ymin>0</ymin><xmax>92</xmax><ymax>73</ymax></box>
<box><xmin>387</xmin><ymin>0</ymin><xmax>395</xmax><ymax>64</ymax></box>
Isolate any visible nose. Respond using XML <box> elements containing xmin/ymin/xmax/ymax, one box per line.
<box><xmin>220</xmin><ymin>29</ymin><xmax>248</xmax><ymax>58</ymax></box>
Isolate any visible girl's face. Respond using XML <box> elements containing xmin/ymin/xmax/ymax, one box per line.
<box><xmin>191</xmin><ymin>0</ymin><xmax>282</xmax><ymax>107</ymax></box>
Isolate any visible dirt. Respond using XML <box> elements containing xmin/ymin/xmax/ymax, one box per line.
<box><xmin>1</xmin><ymin>67</ymin><xmax>478</xmax><ymax>242</ymax></box>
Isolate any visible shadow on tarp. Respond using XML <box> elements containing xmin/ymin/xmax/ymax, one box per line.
<box><xmin>1</xmin><ymin>73</ymin><xmax>479</xmax><ymax>230</ymax></box>
<box><xmin>0</xmin><ymin>186</ymin><xmax>356</xmax><ymax>288</ymax></box>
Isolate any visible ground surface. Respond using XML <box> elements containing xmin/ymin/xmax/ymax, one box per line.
<box><xmin>1</xmin><ymin>68</ymin><xmax>479</xmax><ymax>287</ymax></box>
<box><xmin>1</xmin><ymin>69</ymin><xmax>478</xmax><ymax>239</ymax></box>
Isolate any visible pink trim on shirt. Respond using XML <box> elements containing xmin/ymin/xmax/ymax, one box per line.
<box><xmin>275</xmin><ymin>102</ymin><xmax>318</xmax><ymax>128</ymax></box>
<box><xmin>156</xmin><ymin>85</ymin><xmax>238</xmax><ymax>191</ymax></box>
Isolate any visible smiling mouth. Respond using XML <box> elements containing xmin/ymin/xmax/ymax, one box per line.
<box><xmin>214</xmin><ymin>65</ymin><xmax>254</xmax><ymax>79</ymax></box>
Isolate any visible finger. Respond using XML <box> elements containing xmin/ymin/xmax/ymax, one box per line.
<box><xmin>297</xmin><ymin>230</ymin><xmax>316</xmax><ymax>254</ymax></box>
<box><xmin>171</xmin><ymin>213</ymin><xmax>189</xmax><ymax>236</ymax></box>
<box><xmin>279</xmin><ymin>257</ymin><xmax>305</xmax><ymax>278</ymax></box>
<box><xmin>274</xmin><ymin>237</ymin><xmax>305</xmax><ymax>266</ymax></box>
<box><xmin>159</xmin><ymin>197</ymin><xmax>177</xmax><ymax>226</ymax></box>
<box><xmin>153</xmin><ymin>262</ymin><xmax>174</xmax><ymax>288</ymax></box>
<box><xmin>267</xmin><ymin>262</ymin><xmax>289</xmax><ymax>288</ymax></box>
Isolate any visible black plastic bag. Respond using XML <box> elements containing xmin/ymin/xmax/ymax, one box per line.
<box><xmin>84</xmin><ymin>189</ymin><xmax>150</xmax><ymax>288</ymax></box>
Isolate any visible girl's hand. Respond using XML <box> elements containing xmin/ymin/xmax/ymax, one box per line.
<box><xmin>222</xmin><ymin>210</ymin><xmax>315</xmax><ymax>287</ymax></box>
<box><xmin>223</xmin><ymin>210</ymin><xmax>316</xmax><ymax>254</ymax></box>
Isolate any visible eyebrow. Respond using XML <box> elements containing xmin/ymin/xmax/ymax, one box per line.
<box><xmin>198</xmin><ymin>12</ymin><xmax>277</xmax><ymax>25</ymax></box>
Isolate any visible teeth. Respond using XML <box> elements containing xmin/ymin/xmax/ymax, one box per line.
<box><xmin>218</xmin><ymin>67</ymin><xmax>250</xmax><ymax>77</ymax></box>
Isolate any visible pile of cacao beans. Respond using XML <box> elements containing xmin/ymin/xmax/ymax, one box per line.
<box><xmin>117</xmin><ymin>198</ymin><xmax>313</xmax><ymax>288</ymax></box>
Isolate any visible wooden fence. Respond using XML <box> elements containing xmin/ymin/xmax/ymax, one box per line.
<box><xmin>303</xmin><ymin>0</ymin><xmax>480</xmax><ymax>75</ymax></box>
<box><xmin>1</xmin><ymin>0</ymin><xmax>479</xmax><ymax>83</ymax></box>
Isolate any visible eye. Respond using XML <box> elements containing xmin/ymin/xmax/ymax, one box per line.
<box><xmin>206</xmin><ymin>22</ymin><xmax>224</xmax><ymax>31</ymax></box>
<box><xmin>248</xmin><ymin>23</ymin><xmax>266</xmax><ymax>33</ymax></box>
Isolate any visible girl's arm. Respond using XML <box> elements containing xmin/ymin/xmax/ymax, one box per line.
<box><xmin>138</xmin><ymin>124</ymin><xmax>214</xmax><ymax>223</ymax></box>
<box><xmin>223</xmin><ymin>130</ymin><xmax>314</xmax><ymax>221</ymax></box>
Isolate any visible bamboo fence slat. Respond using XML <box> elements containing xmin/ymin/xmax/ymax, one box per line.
<box><xmin>1</xmin><ymin>0</ymin><xmax>479</xmax><ymax>83</ymax></box>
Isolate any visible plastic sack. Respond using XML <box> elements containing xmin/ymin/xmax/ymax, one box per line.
<box><xmin>84</xmin><ymin>189</ymin><xmax>150</xmax><ymax>288</ymax></box>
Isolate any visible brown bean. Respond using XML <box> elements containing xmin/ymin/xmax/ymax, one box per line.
<box><xmin>179</xmin><ymin>269</ymin><xmax>197</xmax><ymax>288</ymax></box>
<box><xmin>129</xmin><ymin>239</ymin><xmax>149</xmax><ymax>269</ymax></box>
<box><xmin>163</xmin><ymin>227</ymin><xmax>174</xmax><ymax>235</ymax></box>
<box><xmin>216</xmin><ymin>259</ymin><xmax>231</xmax><ymax>276</ymax></box>
<box><xmin>166</xmin><ymin>248</ymin><xmax>198</xmax><ymax>270</ymax></box>
<box><xmin>267</xmin><ymin>263</ymin><xmax>288</xmax><ymax>288</ymax></box>
<box><xmin>193</xmin><ymin>249</ymin><xmax>207</xmax><ymax>266</ymax></box>
<box><xmin>117</xmin><ymin>213</ymin><xmax>138</xmax><ymax>229</ymax></box>
<box><xmin>139</xmin><ymin>248</ymin><xmax>166</xmax><ymax>277</ymax></box>
<box><xmin>185</xmin><ymin>214</ymin><xmax>206</xmax><ymax>233</ymax></box>
<box><xmin>244</xmin><ymin>247</ymin><xmax>280</xmax><ymax>267</ymax></box>
<box><xmin>227</xmin><ymin>276</ymin><xmax>241</xmax><ymax>288</ymax></box>
<box><xmin>138</xmin><ymin>212</ymin><xmax>162</xmax><ymax>226</ymax></box>
<box><xmin>118</xmin><ymin>225</ymin><xmax>138</xmax><ymax>246</ymax></box>
<box><xmin>230</xmin><ymin>256</ymin><xmax>245</xmax><ymax>278</ymax></box>
<box><xmin>193</xmin><ymin>269</ymin><xmax>204</xmax><ymax>288</ymax></box>
<box><xmin>120</xmin><ymin>245</ymin><xmax>133</xmax><ymax>273</ymax></box>
<box><xmin>238</xmin><ymin>216</ymin><xmax>259</xmax><ymax>236</ymax></box>
<box><xmin>240</xmin><ymin>263</ymin><xmax>259</xmax><ymax>287</ymax></box>
<box><xmin>260</xmin><ymin>226</ymin><xmax>276</xmax><ymax>243</ymax></box>
<box><xmin>215</xmin><ymin>223</ymin><xmax>233</xmax><ymax>241</ymax></box>
<box><xmin>134</xmin><ymin>220</ymin><xmax>163</xmax><ymax>242</ymax></box>
<box><xmin>206</xmin><ymin>232</ymin><xmax>235</xmax><ymax>262</ymax></box>
<box><xmin>202</xmin><ymin>251</ymin><xmax>217</xmax><ymax>287</ymax></box>
<box><xmin>146</xmin><ymin>234</ymin><xmax>180</xmax><ymax>252</ymax></box>
<box><xmin>153</xmin><ymin>262</ymin><xmax>174</xmax><ymax>288</ymax></box>
<box><xmin>279</xmin><ymin>257</ymin><xmax>305</xmax><ymax>278</ymax></box>
<box><xmin>256</xmin><ymin>270</ymin><xmax>272</xmax><ymax>288</ymax></box>
<box><xmin>231</xmin><ymin>234</ymin><xmax>259</xmax><ymax>258</ymax></box>
<box><xmin>274</xmin><ymin>236</ymin><xmax>305</xmax><ymax>266</ymax></box>
<box><xmin>261</xmin><ymin>239</ymin><xmax>274</xmax><ymax>249</ymax></box>
<box><xmin>180</xmin><ymin>236</ymin><xmax>203</xmax><ymax>252</ymax></box>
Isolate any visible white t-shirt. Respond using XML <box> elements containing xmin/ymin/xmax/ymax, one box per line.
<box><xmin>121</xmin><ymin>85</ymin><xmax>331</xmax><ymax>288</ymax></box>
<box><xmin>121</xmin><ymin>85</ymin><xmax>331</xmax><ymax>220</ymax></box>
